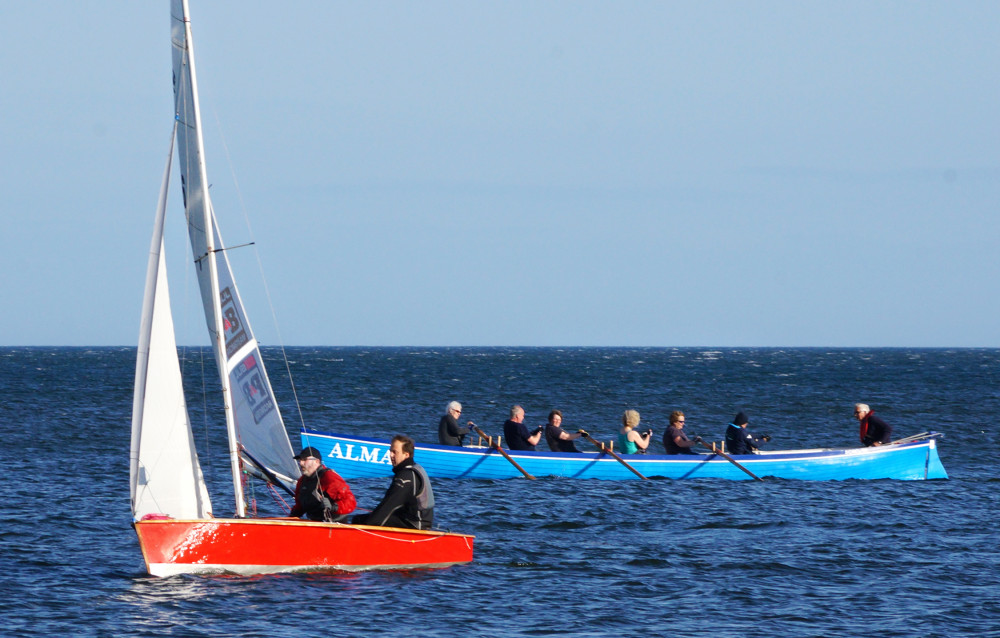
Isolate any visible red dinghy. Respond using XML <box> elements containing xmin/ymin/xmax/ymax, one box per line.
<box><xmin>135</xmin><ymin>519</ymin><xmax>474</xmax><ymax>577</ymax></box>
<box><xmin>129</xmin><ymin>0</ymin><xmax>473</xmax><ymax>576</ymax></box>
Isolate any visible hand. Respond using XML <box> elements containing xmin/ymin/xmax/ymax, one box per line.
<box><xmin>762</xmin><ymin>435</ymin><xmax>772</xmax><ymax>442</ymax></box>
<box><xmin>577</xmin><ymin>429</ymin><xmax>589</xmax><ymax>437</ymax></box>
<box><xmin>467</xmin><ymin>422</ymin><xmax>476</xmax><ymax>431</ymax></box>
<box><xmin>645</xmin><ymin>429</ymin><xmax>653</xmax><ymax>437</ymax></box>
<box><xmin>694</xmin><ymin>436</ymin><xmax>703</xmax><ymax>443</ymax></box>
<box><xmin>532</xmin><ymin>427</ymin><xmax>543</xmax><ymax>436</ymax></box>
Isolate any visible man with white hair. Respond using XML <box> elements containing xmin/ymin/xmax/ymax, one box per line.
<box><xmin>438</xmin><ymin>400</ymin><xmax>467</xmax><ymax>446</ymax></box>
<box><xmin>854</xmin><ymin>403</ymin><xmax>893</xmax><ymax>446</ymax></box>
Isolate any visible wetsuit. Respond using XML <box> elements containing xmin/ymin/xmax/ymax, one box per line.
<box><xmin>860</xmin><ymin>412</ymin><xmax>893</xmax><ymax>446</ymax></box>
<box><xmin>289</xmin><ymin>466</ymin><xmax>356</xmax><ymax>522</ymax></box>
<box><xmin>546</xmin><ymin>424</ymin><xmax>580</xmax><ymax>452</ymax></box>
<box><xmin>354</xmin><ymin>457</ymin><xmax>434</xmax><ymax>530</ymax></box>
<box><xmin>438</xmin><ymin>412</ymin><xmax>465</xmax><ymax>446</ymax></box>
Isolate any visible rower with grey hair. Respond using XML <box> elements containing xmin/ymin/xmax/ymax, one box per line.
<box><xmin>853</xmin><ymin>403</ymin><xmax>893</xmax><ymax>446</ymax></box>
<box><xmin>438</xmin><ymin>400</ymin><xmax>467</xmax><ymax>446</ymax></box>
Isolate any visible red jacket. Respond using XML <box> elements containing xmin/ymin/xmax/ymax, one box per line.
<box><xmin>289</xmin><ymin>466</ymin><xmax>356</xmax><ymax>519</ymax></box>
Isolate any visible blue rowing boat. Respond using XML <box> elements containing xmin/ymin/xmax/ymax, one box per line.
<box><xmin>300</xmin><ymin>428</ymin><xmax>948</xmax><ymax>481</ymax></box>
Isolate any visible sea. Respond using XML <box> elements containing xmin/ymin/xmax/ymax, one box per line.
<box><xmin>2</xmin><ymin>346</ymin><xmax>998</xmax><ymax>637</ymax></box>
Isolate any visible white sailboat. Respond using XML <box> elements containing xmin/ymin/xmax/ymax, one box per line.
<box><xmin>129</xmin><ymin>0</ymin><xmax>474</xmax><ymax>577</ymax></box>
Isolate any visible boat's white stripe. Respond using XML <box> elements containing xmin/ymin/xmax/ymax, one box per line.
<box><xmin>147</xmin><ymin>561</ymin><xmax>469</xmax><ymax>577</ymax></box>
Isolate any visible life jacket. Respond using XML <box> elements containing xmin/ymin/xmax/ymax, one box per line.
<box><xmin>301</xmin><ymin>468</ymin><xmax>349</xmax><ymax>522</ymax></box>
<box><xmin>412</xmin><ymin>463</ymin><xmax>435</xmax><ymax>513</ymax></box>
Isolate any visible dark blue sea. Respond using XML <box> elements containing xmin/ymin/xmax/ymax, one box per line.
<box><xmin>2</xmin><ymin>346</ymin><xmax>998</xmax><ymax>637</ymax></box>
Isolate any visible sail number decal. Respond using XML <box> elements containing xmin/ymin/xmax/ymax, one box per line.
<box><xmin>220</xmin><ymin>287</ymin><xmax>250</xmax><ymax>358</ymax></box>
<box><xmin>234</xmin><ymin>353</ymin><xmax>276</xmax><ymax>424</ymax></box>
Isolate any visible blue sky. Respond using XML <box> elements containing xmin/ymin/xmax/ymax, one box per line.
<box><xmin>2</xmin><ymin>2</ymin><xmax>997</xmax><ymax>347</ymax></box>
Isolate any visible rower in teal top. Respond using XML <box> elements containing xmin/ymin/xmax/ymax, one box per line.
<box><xmin>617</xmin><ymin>409</ymin><xmax>652</xmax><ymax>454</ymax></box>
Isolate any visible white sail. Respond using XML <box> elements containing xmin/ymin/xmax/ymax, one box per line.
<box><xmin>170</xmin><ymin>0</ymin><xmax>298</xmax><ymax>514</ymax></box>
<box><xmin>131</xmin><ymin>128</ymin><xmax>213</xmax><ymax>521</ymax></box>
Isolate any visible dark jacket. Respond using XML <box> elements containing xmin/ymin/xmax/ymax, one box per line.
<box><xmin>358</xmin><ymin>458</ymin><xmax>434</xmax><ymax>530</ymax></box>
<box><xmin>860</xmin><ymin>413</ymin><xmax>893</xmax><ymax>446</ymax></box>
<box><xmin>725</xmin><ymin>424</ymin><xmax>765</xmax><ymax>455</ymax></box>
<box><xmin>438</xmin><ymin>413</ymin><xmax>465</xmax><ymax>446</ymax></box>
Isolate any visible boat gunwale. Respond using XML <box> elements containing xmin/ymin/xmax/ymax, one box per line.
<box><xmin>134</xmin><ymin>517</ymin><xmax>474</xmax><ymax>539</ymax></box>
<box><xmin>301</xmin><ymin>427</ymin><xmax>939</xmax><ymax>462</ymax></box>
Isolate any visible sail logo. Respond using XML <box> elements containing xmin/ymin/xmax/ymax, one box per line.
<box><xmin>234</xmin><ymin>353</ymin><xmax>276</xmax><ymax>423</ymax></box>
<box><xmin>327</xmin><ymin>443</ymin><xmax>392</xmax><ymax>465</ymax></box>
<box><xmin>220</xmin><ymin>287</ymin><xmax>250</xmax><ymax>357</ymax></box>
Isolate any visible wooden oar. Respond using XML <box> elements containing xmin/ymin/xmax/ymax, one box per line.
<box><xmin>579</xmin><ymin>431</ymin><xmax>648</xmax><ymax>480</ymax></box>
<box><xmin>695</xmin><ymin>439</ymin><xmax>763</xmax><ymax>481</ymax></box>
<box><xmin>468</xmin><ymin>422</ymin><xmax>536</xmax><ymax>480</ymax></box>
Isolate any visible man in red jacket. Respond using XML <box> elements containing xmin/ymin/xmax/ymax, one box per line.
<box><xmin>288</xmin><ymin>446</ymin><xmax>356</xmax><ymax>522</ymax></box>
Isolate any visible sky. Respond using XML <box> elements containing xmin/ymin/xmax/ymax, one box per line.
<box><xmin>2</xmin><ymin>1</ymin><xmax>998</xmax><ymax>347</ymax></box>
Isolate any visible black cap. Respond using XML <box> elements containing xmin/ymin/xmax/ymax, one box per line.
<box><xmin>733</xmin><ymin>411</ymin><xmax>749</xmax><ymax>426</ymax></box>
<box><xmin>294</xmin><ymin>446</ymin><xmax>322</xmax><ymax>460</ymax></box>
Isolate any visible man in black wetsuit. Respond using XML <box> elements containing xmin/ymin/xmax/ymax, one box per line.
<box><xmin>438</xmin><ymin>400</ymin><xmax>466</xmax><ymax>446</ymax></box>
<box><xmin>503</xmin><ymin>405</ymin><xmax>542</xmax><ymax>451</ymax></box>
<box><xmin>352</xmin><ymin>435</ymin><xmax>434</xmax><ymax>530</ymax></box>
<box><xmin>854</xmin><ymin>403</ymin><xmax>893</xmax><ymax>446</ymax></box>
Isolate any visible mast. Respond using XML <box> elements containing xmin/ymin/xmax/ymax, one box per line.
<box><xmin>173</xmin><ymin>0</ymin><xmax>246</xmax><ymax>516</ymax></box>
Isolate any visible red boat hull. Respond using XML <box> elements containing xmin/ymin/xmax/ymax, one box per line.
<box><xmin>134</xmin><ymin>518</ymin><xmax>474</xmax><ymax>577</ymax></box>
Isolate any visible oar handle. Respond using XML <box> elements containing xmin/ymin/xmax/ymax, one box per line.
<box><xmin>468</xmin><ymin>422</ymin><xmax>536</xmax><ymax>480</ymax></box>
<box><xmin>580</xmin><ymin>432</ymin><xmax>648</xmax><ymax>480</ymax></box>
<box><xmin>695</xmin><ymin>439</ymin><xmax>763</xmax><ymax>481</ymax></box>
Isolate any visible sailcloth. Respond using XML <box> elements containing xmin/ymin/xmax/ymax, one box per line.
<box><xmin>170</xmin><ymin>0</ymin><xmax>298</xmax><ymax>502</ymax></box>
<box><xmin>131</xmin><ymin>130</ymin><xmax>212</xmax><ymax>521</ymax></box>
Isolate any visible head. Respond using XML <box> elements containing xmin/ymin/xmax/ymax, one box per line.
<box><xmin>293</xmin><ymin>446</ymin><xmax>323</xmax><ymax>477</ymax></box>
<box><xmin>389</xmin><ymin>434</ymin><xmax>415</xmax><ymax>467</ymax></box>
<box><xmin>854</xmin><ymin>403</ymin><xmax>871</xmax><ymax>421</ymax></box>
<box><xmin>732</xmin><ymin>411</ymin><xmax>749</xmax><ymax>428</ymax></box>
<box><xmin>622</xmin><ymin>409</ymin><xmax>640</xmax><ymax>430</ymax></box>
<box><xmin>548</xmin><ymin>409</ymin><xmax>563</xmax><ymax>427</ymax></box>
<box><xmin>670</xmin><ymin>411</ymin><xmax>685</xmax><ymax>427</ymax></box>
<box><xmin>446</xmin><ymin>401</ymin><xmax>462</xmax><ymax>419</ymax></box>
<box><xmin>509</xmin><ymin>405</ymin><xmax>525</xmax><ymax>423</ymax></box>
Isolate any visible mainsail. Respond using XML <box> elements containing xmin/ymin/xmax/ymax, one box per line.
<box><xmin>131</xmin><ymin>129</ymin><xmax>213</xmax><ymax>521</ymax></box>
<box><xmin>169</xmin><ymin>0</ymin><xmax>298</xmax><ymax>515</ymax></box>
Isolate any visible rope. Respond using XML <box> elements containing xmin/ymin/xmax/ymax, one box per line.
<box><xmin>345</xmin><ymin>525</ymin><xmax>460</xmax><ymax>544</ymax></box>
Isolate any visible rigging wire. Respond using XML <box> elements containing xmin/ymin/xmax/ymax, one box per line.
<box><xmin>210</xmin><ymin>106</ymin><xmax>307</xmax><ymax>432</ymax></box>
